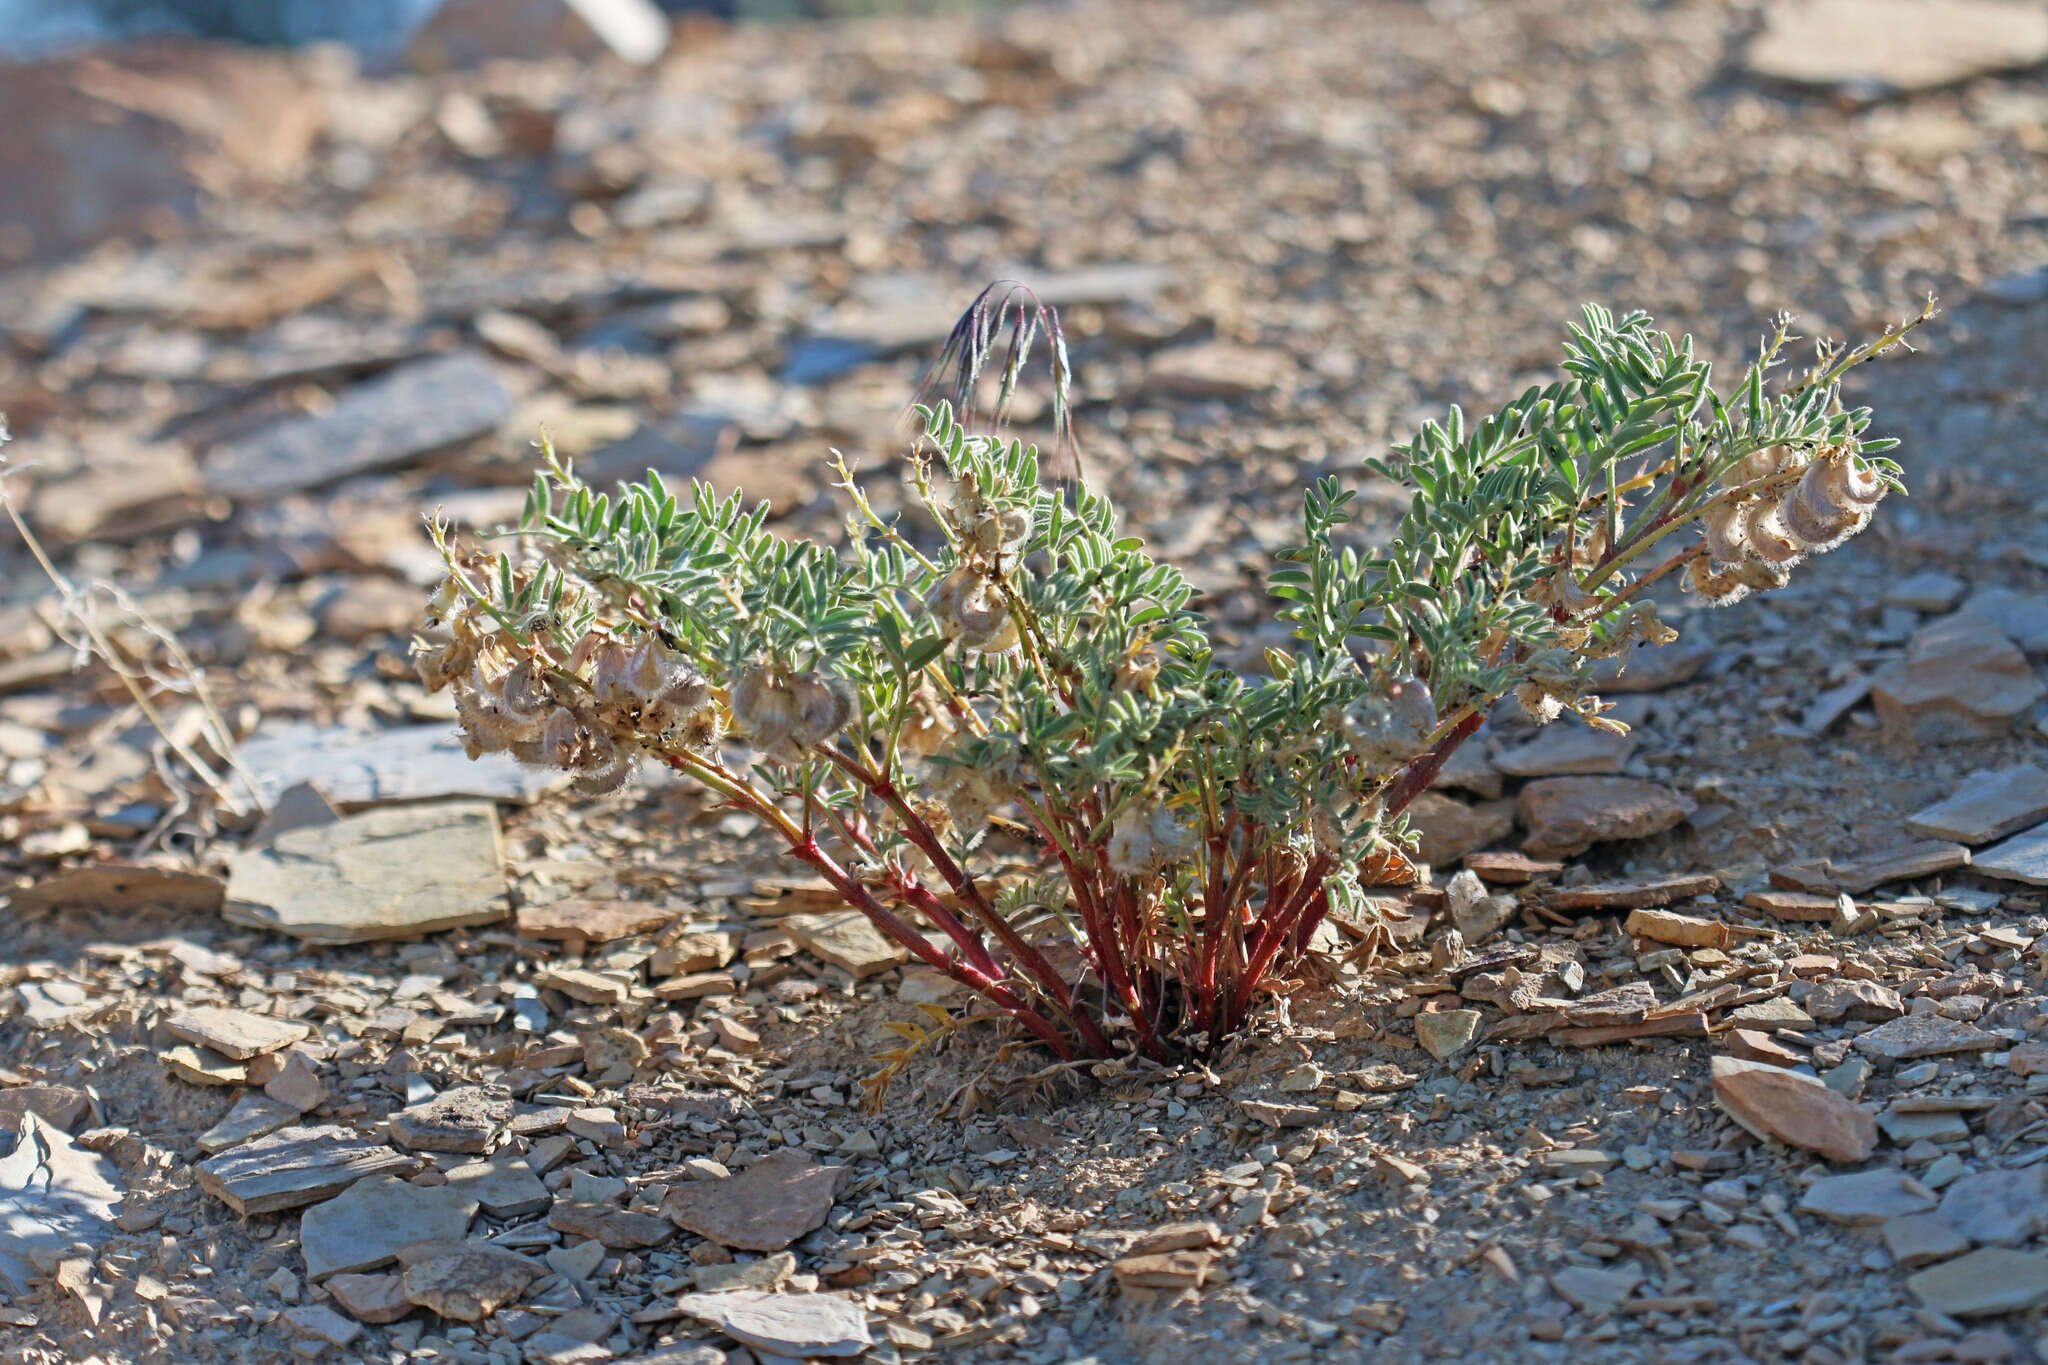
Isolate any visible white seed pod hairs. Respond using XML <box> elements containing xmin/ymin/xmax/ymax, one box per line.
<box><xmin>572</xmin><ymin>735</ymin><xmax>637</xmax><ymax>795</ymax></box>
<box><xmin>1105</xmin><ymin>818</ymin><xmax>1152</xmax><ymax>877</ymax></box>
<box><xmin>673</xmin><ymin>706</ymin><xmax>723</xmax><ymax>755</ymax></box>
<box><xmin>1513</xmin><ymin>682</ymin><xmax>1567</xmax><ymax>725</ymax></box>
<box><xmin>622</xmin><ymin>636</ymin><xmax>669</xmax><ymax>701</ymax></box>
<box><xmin>414</xmin><ymin>637</ymin><xmax>476</xmax><ymax>692</ymax></box>
<box><xmin>1739</xmin><ymin>497</ymin><xmax>1804</xmax><ymax>567</ymax></box>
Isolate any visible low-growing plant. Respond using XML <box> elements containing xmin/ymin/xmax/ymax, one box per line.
<box><xmin>416</xmin><ymin>293</ymin><xmax>1931</xmax><ymax>1079</ymax></box>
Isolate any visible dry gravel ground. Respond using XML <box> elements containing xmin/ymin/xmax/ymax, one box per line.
<box><xmin>3</xmin><ymin>1</ymin><xmax>2048</xmax><ymax>1363</ymax></box>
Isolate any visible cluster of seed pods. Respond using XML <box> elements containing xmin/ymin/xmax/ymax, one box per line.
<box><xmin>925</xmin><ymin>471</ymin><xmax>1035</xmax><ymax>653</ymax></box>
<box><xmin>1688</xmin><ymin>444</ymin><xmax>1888</xmax><ymax>605</ymax></box>
<box><xmin>416</xmin><ymin>579</ymin><xmax>718</xmax><ymax>794</ymax></box>
<box><xmin>727</xmin><ymin>665</ymin><xmax>856</xmax><ymax>763</ymax></box>
<box><xmin>1105</xmin><ymin>803</ymin><xmax>1200</xmax><ymax>876</ymax></box>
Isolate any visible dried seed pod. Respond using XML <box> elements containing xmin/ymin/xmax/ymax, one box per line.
<box><xmin>1740</xmin><ymin>498</ymin><xmax>1803</xmax><ymax>566</ymax></box>
<box><xmin>1727</xmin><ymin>444</ymin><xmax>1793</xmax><ymax>487</ymax></box>
<box><xmin>414</xmin><ymin>637</ymin><xmax>476</xmax><ymax>692</ymax></box>
<box><xmin>621</xmin><ymin>636</ymin><xmax>669</xmax><ymax>700</ymax></box>
<box><xmin>574</xmin><ymin>754</ymin><xmax>634</xmax><ymax>795</ymax></box>
<box><xmin>790</xmin><ymin>675</ymin><xmax>856</xmax><ymax>746</ymax></box>
<box><xmin>673</xmin><ymin>707</ymin><xmax>723</xmax><ymax>754</ymax></box>
<box><xmin>590</xmin><ymin>641</ymin><xmax>635</xmax><ymax>706</ymax></box>
<box><xmin>1513</xmin><ymin>682</ymin><xmax>1567</xmax><ymax>725</ymax></box>
<box><xmin>930</xmin><ymin>567</ymin><xmax>1019</xmax><ymax>653</ymax></box>
<box><xmin>1685</xmin><ymin>556</ymin><xmax>1749</xmax><ymax>606</ymax></box>
<box><xmin>1733</xmin><ymin>558</ymin><xmax>1790</xmax><ymax>592</ymax></box>
<box><xmin>730</xmin><ymin>667</ymin><xmax>800</xmax><ymax>752</ymax></box>
<box><xmin>1780</xmin><ymin>479</ymin><xmax>1864</xmax><ymax>551</ymax></box>
<box><xmin>658</xmin><ymin>665</ymin><xmax>711</xmax><ymax>714</ymax></box>
<box><xmin>541</xmin><ymin>706</ymin><xmax>583</xmax><ymax>769</ymax></box>
<box><xmin>500</xmin><ymin>658</ymin><xmax>551</xmax><ymax>719</ymax></box>
<box><xmin>1702</xmin><ymin>498</ymin><xmax>1749</xmax><ymax>563</ymax></box>
<box><xmin>1116</xmin><ymin>643</ymin><xmax>1164</xmax><ymax>694</ymax></box>
<box><xmin>425</xmin><ymin>576</ymin><xmax>462</xmax><ymax>626</ymax></box>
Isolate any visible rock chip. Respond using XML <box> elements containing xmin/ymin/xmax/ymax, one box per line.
<box><xmin>1882</xmin><ymin>1212</ymin><xmax>1971</xmax><ymax>1269</ymax></box>
<box><xmin>1798</xmin><ymin>1169</ymin><xmax>1938</xmax><ymax>1226</ymax></box>
<box><xmin>547</xmin><ymin>1202</ymin><xmax>674</xmax><ymax>1248</ymax></box>
<box><xmin>1492</xmin><ymin>725</ymin><xmax>1636</xmax><ymax>777</ymax></box>
<box><xmin>0</xmin><ymin>1113</ymin><xmax>123</xmax><ymax>1294</ymax></box>
<box><xmin>197</xmin><ymin>1093</ymin><xmax>305</xmax><ymax>1155</ymax></box>
<box><xmin>397</xmin><ymin>1240</ymin><xmax>542</xmax><ymax>1322</ymax></box>
<box><xmin>515</xmin><ymin>898</ymin><xmax>674</xmax><ymax>943</ymax></box>
<box><xmin>196</xmin><ymin>1125</ymin><xmax>418</xmax><ymax>1216</ymax></box>
<box><xmin>1803</xmin><ymin>979</ymin><xmax>1905</xmax><ymax>1024</ymax></box>
<box><xmin>165</xmin><ymin>1006</ymin><xmax>310</xmax><ymax>1061</ymax></box>
<box><xmin>662</xmin><ymin>1147</ymin><xmax>841</xmax><ymax>1251</ymax></box>
<box><xmin>326</xmin><ymin>1271</ymin><xmax>413</xmax><ymax>1325</ymax></box>
<box><xmin>224</xmin><ymin>800</ymin><xmax>508</xmax><ymax>944</ymax></box>
<box><xmin>1745</xmin><ymin>0</ymin><xmax>2048</xmax><ymax>96</ymax></box>
<box><xmin>781</xmin><ymin>911</ymin><xmax>909</xmax><ymax>978</ymax></box>
<box><xmin>445</xmin><ymin>1157</ymin><xmax>552</xmax><ymax>1220</ymax></box>
<box><xmin>1969</xmin><ymin>820</ymin><xmax>2048</xmax><ymax>886</ymax></box>
<box><xmin>1905</xmin><ymin>765</ymin><xmax>2048</xmax><ymax>845</ymax></box>
<box><xmin>1143</xmin><ymin>342</ymin><xmax>1295</xmax><ymax>398</ymax></box>
<box><xmin>1407</xmin><ymin>792</ymin><xmax>1515</xmax><ymax>867</ymax></box>
<box><xmin>670</xmin><ymin>1290</ymin><xmax>872</xmax><ymax>1359</ymax></box>
<box><xmin>1871</xmin><ymin>615</ymin><xmax>2043</xmax><ymax>743</ymax></box>
<box><xmin>1852</xmin><ymin>1014</ymin><xmax>1999</xmax><ymax>1062</ymax></box>
<box><xmin>1907</xmin><ymin>1248</ymin><xmax>2048</xmax><ymax>1318</ymax></box>
<box><xmin>1518</xmin><ymin>777</ymin><xmax>1694</xmax><ymax>858</ymax></box>
<box><xmin>1549</xmin><ymin>1264</ymin><xmax>1643</xmax><ymax>1315</ymax></box>
<box><xmin>1590</xmin><ymin>636</ymin><xmax>1714</xmax><ymax>692</ymax></box>
<box><xmin>1939</xmin><ymin>1167</ymin><xmax>2048</xmax><ymax>1246</ymax></box>
<box><xmin>1884</xmin><ymin>570</ymin><xmax>1968</xmax><ymax>613</ymax></box>
<box><xmin>0</xmin><ymin>1085</ymin><xmax>91</xmax><ymax>1134</ymax></box>
<box><xmin>282</xmin><ymin>1304</ymin><xmax>360</xmax><ymax>1348</ymax></box>
<box><xmin>1415</xmin><ymin>1009</ymin><xmax>1482</xmax><ymax>1061</ymax></box>
<box><xmin>1959</xmin><ymin>587</ymin><xmax>2048</xmax><ymax>655</ymax></box>
<box><xmin>1711</xmin><ymin>1057</ymin><xmax>1877</xmax><ymax>1163</ymax></box>
<box><xmin>389</xmin><ymin>1087</ymin><xmax>512</xmax><ymax>1154</ymax></box>
<box><xmin>301</xmin><ymin>1173</ymin><xmax>478</xmax><ymax>1280</ymax></box>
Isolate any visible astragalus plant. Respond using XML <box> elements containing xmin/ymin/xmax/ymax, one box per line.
<box><xmin>416</xmin><ymin>297</ymin><xmax>1930</xmax><ymax>1070</ymax></box>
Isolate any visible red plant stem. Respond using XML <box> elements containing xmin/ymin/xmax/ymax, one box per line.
<box><xmin>823</xmin><ymin>747</ymin><xmax>1087</xmax><ymax>1032</ymax></box>
<box><xmin>792</xmin><ymin>837</ymin><xmax>1079</xmax><ymax>1061</ymax></box>
<box><xmin>1228</xmin><ymin>853</ymin><xmax>1334</xmax><ymax>1028</ymax></box>
<box><xmin>887</xmin><ymin>868</ymin><xmax>1004</xmax><ymax>982</ymax></box>
<box><xmin>1382</xmin><ymin>711</ymin><xmax>1486</xmax><ymax>819</ymax></box>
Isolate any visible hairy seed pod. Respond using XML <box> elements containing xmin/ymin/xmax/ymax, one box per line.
<box><xmin>590</xmin><ymin>641</ymin><xmax>634</xmax><ymax>706</ymax></box>
<box><xmin>415</xmin><ymin>638</ymin><xmax>475</xmax><ymax>693</ymax></box>
<box><xmin>659</xmin><ymin>665</ymin><xmax>711</xmax><ymax>714</ymax></box>
<box><xmin>622</xmin><ymin>636</ymin><xmax>669</xmax><ymax>701</ymax></box>
<box><xmin>1116</xmin><ymin>643</ymin><xmax>1164</xmax><ymax>694</ymax></box>
<box><xmin>425</xmin><ymin>576</ymin><xmax>461</xmax><ymax>626</ymax></box>
<box><xmin>1740</xmin><ymin>498</ymin><xmax>1803</xmax><ymax>566</ymax></box>
<box><xmin>500</xmin><ymin>658</ymin><xmax>551</xmax><ymax>719</ymax></box>
<box><xmin>1728</xmin><ymin>444</ymin><xmax>1793</xmax><ymax>487</ymax></box>
<box><xmin>541</xmin><ymin>706</ymin><xmax>582</xmax><ymax>769</ymax></box>
<box><xmin>675</xmin><ymin>707</ymin><xmax>723</xmax><ymax>754</ymax></box>
<box><xmin>730</xmin><ymin>667</ymin><xmax>800</xmax><ymax>752</ymax></box>
<box><xmin>790</xmin><ymin>675</ymin><xmax>856</xmax><ymax>746</ymax></box>
<box><xmin>1686</xmin><ymin>556</ymin><xmax>1749</xmax><ymax>606</ymax></box>
<box><xmin>1733</xmin><ymin>558</ymin><xmax>1790</xmax><ymax>592</ymax></box>
<box><xmin>573</xmin><ymin>744</ymin><xmax>635</xmax><ymax>795</ymax></box>
<box><xmin>1702</xmin><ymin>498</ymin><xmax>1749</xmax><ymax>563</ymax></box>
<box><xmin>1513</xmin><ymin>682</ymin><xmax>1567</xmax><ymax>725</ymax></box>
